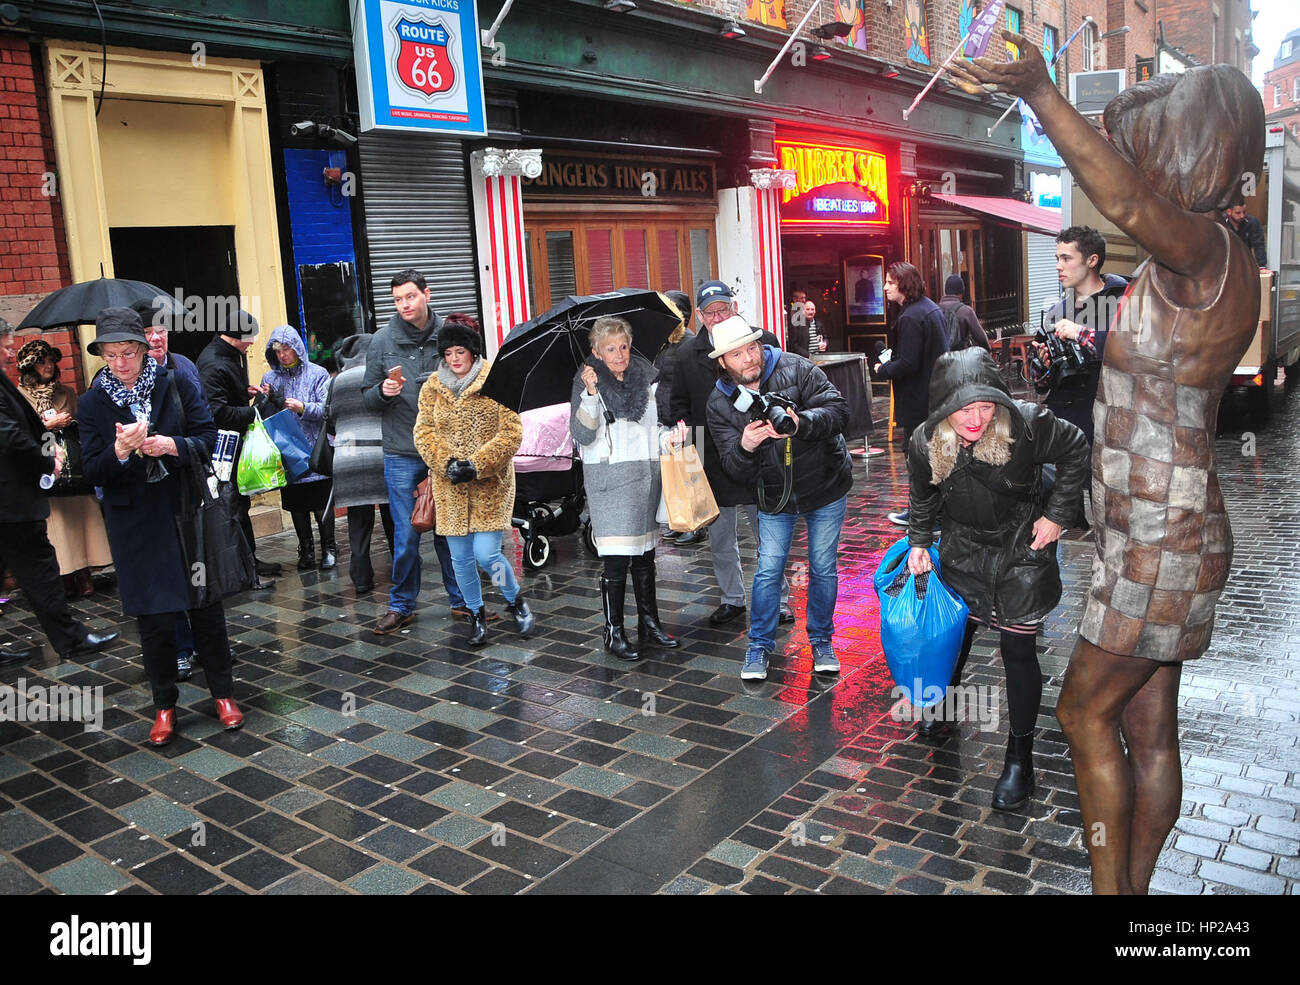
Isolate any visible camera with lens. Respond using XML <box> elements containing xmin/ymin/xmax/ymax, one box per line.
<box><xmin>1027</xmin><ymin>325</ymin><xmax>1086</xmax><ymax>388</ymax></box>
<box><xmin>732</xmin><ymin>388</ymin><xmax>797</xmax><ymax>436</ymax></box>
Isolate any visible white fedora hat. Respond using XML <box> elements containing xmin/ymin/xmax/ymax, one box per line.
<box><xmin>707</xmin><ymin>314</ymin><xmax>763</xmax><ymax>359</ymax></box>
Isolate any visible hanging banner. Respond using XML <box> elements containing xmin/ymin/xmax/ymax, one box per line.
<box><xmin>351</xmin><ymin>0</ymin><xmax>486</xmax><ymax>135</ymax></box>
<box><xmin>963</xmin><ymin>0</ymin><xmax>1005</xmax><ymax>59</ymax></box>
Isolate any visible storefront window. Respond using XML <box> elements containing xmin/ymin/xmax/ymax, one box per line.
<box><xmin>623</xmin><ymin>228</ymin><xmax>650</xmax><ymax>289</ymax></box>
<box><xmin>587</xmin><ymin>228</ymin><xmax>614</xmax><ymax>293</ymax></box>
<box><xmin>656</xmin><ymin>229</ymin><xmax>682</xmax><ymax>292</ymax></box>
<box><xmin>546</xmin><ymin>230</ymin><xmax>577</xmax><ymax>299</ymax></box>
<box><xmin>689</xmin><ymin>228</ymin><xmax>712</xmax><ymax>293</ymax></box>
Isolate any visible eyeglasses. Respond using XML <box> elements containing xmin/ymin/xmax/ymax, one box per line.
<box><xmin>101</xmin><ymin>349</ymin><xmax>143</xmax><ymax>363</ymax></box>
<box><xmin>700</xmin><ymin>304</ymin><xmax>733</xmax><ymax>322</ymax></box>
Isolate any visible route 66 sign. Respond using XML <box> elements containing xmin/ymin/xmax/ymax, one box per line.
<box><xmin>352</xmin><ymin>0</ymin><xmax>486</xmax><ymax>135</ymax></box>
<box><xmin>394</xmin><ymin>16</ymin><xmax>454</xmax><ymax>97</ymax></box>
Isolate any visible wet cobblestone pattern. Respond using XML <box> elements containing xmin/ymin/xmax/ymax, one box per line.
<box><xmin>2</xmin><ymin>386</ymin><xmax>1297</xmax><ymax>895</ymax></box>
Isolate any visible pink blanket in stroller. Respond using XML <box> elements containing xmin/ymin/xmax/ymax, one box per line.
<box><xmin>513</xmin><ymin>402</ymin><xmax>575</xmax><ymax>473</ymax></box>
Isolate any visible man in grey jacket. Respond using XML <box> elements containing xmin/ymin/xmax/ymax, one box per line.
<box><xmin>361</xmin><ymin>269</ymin><xmax>464</xmax><ymax>635</ymax></box>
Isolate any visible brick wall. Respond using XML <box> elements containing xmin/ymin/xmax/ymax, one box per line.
<box><xmin>1157</xmin><ymin>0</ymin><xmax>1253</xmax><ymax>73</ymax></box>
<box><xmin>1</xmin><ymin>35</ymin><xmax>78</xmax><ymax>392</ymax></box>
<box><xmin>1263</xmin><ymin>60</ymin><xmax>1300</xmax><ymax>139</ymax></box>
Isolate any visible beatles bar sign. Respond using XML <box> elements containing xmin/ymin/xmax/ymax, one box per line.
<box><xmin>351</xmin><ymin>0</ymin><xmax>486</xmax><ymax>135</ymax></box>
<box><xmin>775</xmin><ymin>139</ymin><xmax>891</xmax><ymax>227</ymax></box>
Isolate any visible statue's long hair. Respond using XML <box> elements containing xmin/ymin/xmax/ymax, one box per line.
<box><xmin>1103</xmin><ymin>65</ymin><xmax>1264</xmax><ymax>214</ymax></box>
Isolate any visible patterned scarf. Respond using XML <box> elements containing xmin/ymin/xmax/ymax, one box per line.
<box><xmin>97</xmin><ymin>354</ymin><xmax>159</xmax><ymax>410</ymax></box>
<box><xmin>18</xmin><ymin>376</ymin><xmax>59</xmax><ymax>415</ymax></box>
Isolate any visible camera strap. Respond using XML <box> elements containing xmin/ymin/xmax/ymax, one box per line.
<box><xmin>757</xmin><ymin>436</ymin><xmax>794</xmax><ymax>514</ymax></box>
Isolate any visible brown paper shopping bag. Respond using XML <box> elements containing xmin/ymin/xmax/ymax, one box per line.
<box><xmin>660</xmin><ymin>444</ymin><xmax>720</xmax><ymax>532</ymax></box>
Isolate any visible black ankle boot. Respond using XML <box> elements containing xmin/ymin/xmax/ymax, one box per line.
<box><xmin>319</xmin><ymin>543</ymin><xmax>337</xmax><ymax>570</ymax></box>
<box><xmin>506</xmin><ymin>592</ymin><xmax>535</xmax><ymax>637</ymax></box>
<box><xmin>631</xmin><ymin>560</ymin><xmax>678</xmax><ymax>649</ymax></box>
<box><xmin>600</xmin><ymin>577</ymin><xmax>639</xmax><ymax>661</ymax></box>
<box><xmin>991</xmin><ymin>730</ymin><xmax>1035</xmax><ymax>810</ymax></box>
<box><xmin>467</xmin><ymin>608</ymin><xmax>488</xmax><ymax>647</ymax></box>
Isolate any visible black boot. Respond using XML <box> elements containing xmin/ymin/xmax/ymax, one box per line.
<box><xmin>991</xmin><ymin>731</ymin><xmax>1035</xmax><ymax>810</ymax></box>
<box><xmin>506</xmin><ymin>592</ymin><xmax>535</xmax><ymax>637</ymax></box>
<box><xmin>600</xmin><ymin>577</ymin><xmax>639</xmax><ymax>661</ymax></box>
<box><xmin>631</xmin><ymin>558</ymin><xmax>678</xmax><ymax>649</ymax></box>
<box><xmin>467</xmin><ymin>608</ymin><xmax>489</xmax><ymax>647</ymax></box>
<box><xmin>292</xmin><ymin>512</ymin><xmax>315</xmax><ymax>570</ymax></box>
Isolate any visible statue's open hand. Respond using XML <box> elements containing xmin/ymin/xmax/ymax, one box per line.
<box><xmin>948</xmin><ymin>30</ymin><xmax>1053</xmax><ymax>103</ymax></box>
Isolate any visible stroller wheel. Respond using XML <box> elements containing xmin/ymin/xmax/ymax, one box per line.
<box><xmin>582</xmin><ymin>520</ymin><xmax>598</xmax><ymax>556</ymax></box>
<box><xmin>524</xmin><ymin>536</ymin><xmax>551</xmax><ymax>570</ymax></box>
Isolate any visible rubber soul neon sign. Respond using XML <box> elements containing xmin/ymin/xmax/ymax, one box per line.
<box><xmin>776</xmin><ymin>140</ymin><xmax>890</xmax><ymax>226</ymax></box>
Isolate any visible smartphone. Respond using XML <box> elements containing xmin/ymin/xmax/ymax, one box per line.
<box><xmin>387</xmin><ymin>366</ymin><xmax>405</xmax><ymax>382</ymax></box>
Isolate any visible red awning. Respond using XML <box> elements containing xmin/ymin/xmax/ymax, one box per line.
<box><xmin>931</xmin><ymin>194</ymin><xmax>1062</xmax><ymax>236</ymax></box>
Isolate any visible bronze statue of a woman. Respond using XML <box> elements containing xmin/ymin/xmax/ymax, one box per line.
<box><xmin>953</xmin><ymin>33</ymin><xmax>1265</xmax><ymax>894</ymax></box>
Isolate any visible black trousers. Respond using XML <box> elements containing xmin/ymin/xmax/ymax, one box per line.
<box><xmin>347</xmin><ymin>504</ymin><xmax>394</xmax><ymax>588</ymax></box>
<box><xmin>138</xmin><ymin>601</ymin><xmax>233</xmax><ymax>709</ymax></box>
<box><xmin>0</xmin><ymin>519</ymin><xmax>85</xmax><ymax>655</ymax></box>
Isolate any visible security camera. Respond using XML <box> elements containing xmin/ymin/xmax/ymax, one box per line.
<box><xmin>884</xmin><ymin>0</ymin><xmax>894</xmax><ymax>9</ymax></box>
<box><xmin>318</xmin><ymin>125</ymin><xmax>358</xmax><ymax>148</ymax></box>
<box><xmin>289</xmin><ymin>120</ymin><xmax>317</xmax><ymax>137</ymax></box>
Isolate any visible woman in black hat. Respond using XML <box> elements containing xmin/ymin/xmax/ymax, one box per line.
<box><xmin>413</xmin><ymin>314</ymin><xmax>534</xmax><ymax>647</ymax></box>
<box><xmin>77</xmin><ymin>306</ymin><xmax>246</xmax><ymax>747</ymax></box>
<box><xmin>15</xmin><ymin>338</ymin><xmax>111</xmax><ymax>596</ymax></box>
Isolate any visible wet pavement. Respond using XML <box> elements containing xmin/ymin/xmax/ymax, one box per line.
<box><xmin>1</xmin><ymin>383</ymin><xmax>1298</xmax><ymax>896</ymax></box>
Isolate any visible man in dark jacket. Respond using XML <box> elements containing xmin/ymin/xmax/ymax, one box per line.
<box><xmin>707</xmin><ymin>315</ymin><xmax>852</xmax><ymax>682</ymax></box>
<box><xmin>196</xmin><ymin>308</ymin><xmax>281</xmax><ymax>587</ymax></box>
<box><xmin>361</xmin><ymin>269</ymin><xmax>464</xmax><ymax>635</ymax></box>
<box><xmin>667</xmin><ymin>280</ymin><xmax>790</xmax><ymax>626</ymax></box>
<box><xmin>1223</xmin><ymin>201</ymin><xmax>1267</xmax><ymax>268</ymax></box>
<box><xmin>0</xmin><ymin>320</ymin><xmax>118</xmax><ymax>665</ymax></box>
<box><xmin>874</xmin><ymin>261</ymin><xmax>949</xmax><ymax>526</ymax></box>
<box><xmin>936</xmin><ymin>274</ymin><xmax>990</xmax><ymax>352</ymax></box>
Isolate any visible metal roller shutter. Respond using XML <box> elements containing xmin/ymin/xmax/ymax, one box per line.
<box><xmin>1026</xmin><ymin>232</ymin><xmax>1060</xmax><ymax>332</ymax></box>
<box><xmin>358</xmin><ymin>130</ymin><xmax>479</xmax><ymax>324</ymax></box>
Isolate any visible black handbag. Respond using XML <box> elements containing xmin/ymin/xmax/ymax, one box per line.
<box><xmin>310</xmin><ymin>378</ymin><xmax>335</xmax><ymax>476</ymax></box>
<box><xmin>169</xmin><ymin>381</ymin><xmax>257</xmax><ymax>606</ymax></box>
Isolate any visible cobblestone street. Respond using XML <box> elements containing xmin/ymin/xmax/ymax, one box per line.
<box><xmin>2</xmin><ymin>384</ymin><xmax>1298</xmax><ymax>896</ymax></box>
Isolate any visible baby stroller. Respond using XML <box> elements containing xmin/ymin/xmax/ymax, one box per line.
<box><xmin>511</xmin><ymin>402</ymin><xmax>597</xmax><ymax>569</ymax></box>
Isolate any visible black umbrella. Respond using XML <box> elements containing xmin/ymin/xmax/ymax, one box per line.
<box><xmin>17</xmin><ymin>276</ymin><xmax>180</xmax><ymax>330</ymax></box>
<box><xmin>481</xmin><ymin>288</ymin><xmax>684</xmax><ymax>413</ymax></box>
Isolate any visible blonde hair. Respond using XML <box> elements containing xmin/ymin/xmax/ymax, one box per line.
<box><xmin>590</xmin><ymin>315</ymin><xmax>633</xmax><ymax>352</ymax></box>
<box><xmin>929</xmin><ymin>405</ymin><xmax>1014</xmax><ymax>483</ymax></box>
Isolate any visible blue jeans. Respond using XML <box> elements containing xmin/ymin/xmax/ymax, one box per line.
<box><xmin>445</xmin><ymin>530</ymin><xmax>520</xmax><ymax>611</ymax></box>
<box><xmin>383</xmin><ymin>454</ymin><xmax>463</xmax><ymax>614</ymax></box>
<box><xmin>751</xmin><ymin>494</ymin><xmax>847</xmax><ymax>653</ymax></box>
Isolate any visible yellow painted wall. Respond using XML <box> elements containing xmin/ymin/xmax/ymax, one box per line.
<box><xmin>44</xmin><ymin>44</ymin><xmax>284</xmax><ymax>386</ymax></box>
<box><xmin>98</xmin><ymin>99</ymin><xmax>235</xmax><ymax>228</ymax></box>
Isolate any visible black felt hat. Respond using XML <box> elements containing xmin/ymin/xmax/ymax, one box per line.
<box><xmin>88</xmin><ymin>307</ymin><xmax>148</xmax><ymax>355</ymax></box>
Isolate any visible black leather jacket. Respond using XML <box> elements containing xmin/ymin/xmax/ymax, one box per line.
<box><xmin>707</xmin><ymin>347</ymin><xmax>853</xmax><ymax>515</ymax></box>
<box><xmin>907</xmin><ymin>349</ymin><xmax>1089</xmax><ymax>626</ymax></box>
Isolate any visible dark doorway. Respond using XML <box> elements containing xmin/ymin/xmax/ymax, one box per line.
<box><xmin>110</xmin><ymin>226</ymin><xmax>240</xmax><ymax>363</ymax></box>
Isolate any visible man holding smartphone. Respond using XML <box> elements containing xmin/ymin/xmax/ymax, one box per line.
<box><xmin>362</xmin><ymin>269</ymin><xmax>465</xmax><ymax>634</ymax></box>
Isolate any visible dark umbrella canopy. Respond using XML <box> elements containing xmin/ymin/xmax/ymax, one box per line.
<box><xmin>17</xmin><ymin>277</ymin><xmax>180</xmax><ymax>330</ymax></box>
<box><xmin>481</xmin><ymin>289</ymin><xmax>682</xmax><ymax>413</ymax></box>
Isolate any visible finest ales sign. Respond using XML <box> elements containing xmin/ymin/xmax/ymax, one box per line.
<box><xmin>351</xmin><ymin>0</ymin><xmax>486</xmax><ymax>135</ymax></box>
<box><xmin>520</xmin><ymin>153</ymin><xmax>716</xmax><ymax>203</ymax></box>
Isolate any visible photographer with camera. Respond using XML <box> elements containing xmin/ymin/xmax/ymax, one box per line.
<box><xmin>1034</xmin><ymin>226</ymin><xmax>1129</xmax><ymax>447</ymax></box>
<box><xmin>706</xmin><ymin>316</ymin><xmax>852</xmax><ymax>682</ymax></box>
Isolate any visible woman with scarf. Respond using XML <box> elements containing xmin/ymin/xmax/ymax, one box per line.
<box><xmin>413</xmin><ymin>314</ymin><xmax>533</xmax><ymax>647</ymax></box>
<box><xmin>77</xmin><ymin>307</ymin><xmax>244</xmax><ymax>747</ymax></box>
<box><xmin>260</xmin><ymin>326</ymin><xmax>335</xmax><ymax>570</ymax></box>
<box><xmin>571</xmin><ymin>316</ymin><xmax>687</xmax><ymax>661</ymax></box>
<box><xmin>15</xmin><ymin>339</ymin><xmax>111</xmax><ymax>597</ymax></box>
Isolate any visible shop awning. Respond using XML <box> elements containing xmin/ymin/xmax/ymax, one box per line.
<box><xmin>931</xmin><ymin>194</ymin><xmax>1062</xmax><ymax>236</ymax></box>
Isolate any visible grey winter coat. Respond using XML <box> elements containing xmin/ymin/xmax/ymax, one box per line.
<box><xmin>260</xmin><ymin>325</ymin><xmax>330</xmax><ymax>485</ymax></box>
<box><xmin>328</xmin><ymin>334</ymin><xmax>389</xmax><ymax>509</ymax></box>
<box><xmin>361</xmin><ymin>310</ymin><xmax>442</xmax><ymax>458</ymax></box>
<box><xmin>570</xmin><ymin>354</ymin><xmax>668</xmax><ymax>556</ymax></box>
<box><xmin>906</xmin><ymin>349</ymin><xmax>1089</xmax><ymax>626</ymax></box>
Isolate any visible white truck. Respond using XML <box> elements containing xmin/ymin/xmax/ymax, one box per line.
<box><xmin>1230</xmin><ymin>123</ymin><xmax>1300</xmax><ymax>420</ymax></box>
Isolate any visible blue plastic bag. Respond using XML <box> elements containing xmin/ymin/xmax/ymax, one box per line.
<box><xmin>872</xmin><ymin>537</ymin><xmax>970</xmax><ymax>708</ymax></box>
<box><xmin>262</xmin><ymin>409</ymin><xmax>314</xmax><ymax>483</ymax></box>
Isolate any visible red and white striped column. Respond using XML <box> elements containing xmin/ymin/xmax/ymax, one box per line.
<box><xmin>470</xmin><ymin>148</ymin><xmax>542</xmax><ymax>357</ymax></box>
<box><xmin>749</xmin><ymin>168</ymin><xmax>794</xmax><ymax>348</ymax></box>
